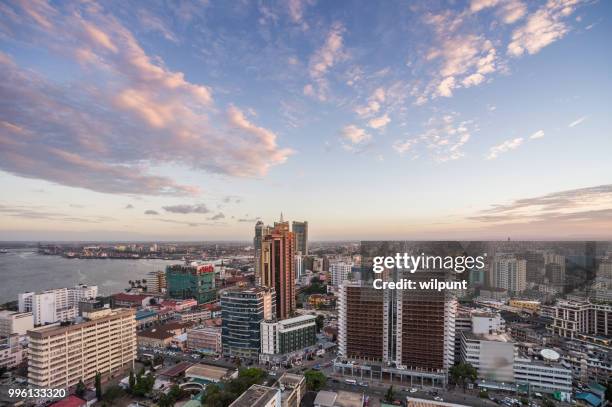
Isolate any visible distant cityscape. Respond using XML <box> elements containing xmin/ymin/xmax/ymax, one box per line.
<box><xmin>0</xmin><ymin>219</ymin><xmax>611</xmax><ymax>407</ymax></box>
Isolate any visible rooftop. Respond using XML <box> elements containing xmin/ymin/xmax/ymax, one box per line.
<box><xmin>49</xmin><ymin>395</ymin><xmax>86</xmax><ymax>407</ymax></box>
<box><xmin>463</xmin><ymin>331</ymin><xmax>513</xmax><ymax>343</ymax></box>
<box><xmin>230</xmin><ymin>384</ymin><xmax>279</xmax><ymax>407</ymax></box>
<box><xmin>185</xmin><ymin>364</ymin><xmax>233</xmax><ymax>381</ymax></box>
<box><xmin>313</xmin><ymin>390</ymin><xmax>337</xmax><ymax>407</ymax></box>
<box><xmin>137</xmin><ymin>328</ymin><xmax>175</xmax><ymax>341</ymax></box>
<box><xmin>334</xmin><ymin>390</ymin><xmax>364</xmax><ymax>407</ymax></box>
<box><xmin>158</xmin><ymin>361</ymin><xmax>193</xmax><ymax>378</ymax></box>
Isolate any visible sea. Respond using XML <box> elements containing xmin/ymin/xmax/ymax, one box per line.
<box><xmin>0</xmin><ymin>249</ymin><xmax>177</xmax><ymax>303</ymax></box>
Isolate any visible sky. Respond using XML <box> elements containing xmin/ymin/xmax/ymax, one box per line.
<box><xmin>0</xmin><ymin>0</ymin><xmax>611</xmax><ymax>241</ymax></box>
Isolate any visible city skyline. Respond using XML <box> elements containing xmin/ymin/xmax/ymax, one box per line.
<box><xmin>1</xmin><ymin>0</ymin><xmax>612</xmax><ymax>241</ymax></box>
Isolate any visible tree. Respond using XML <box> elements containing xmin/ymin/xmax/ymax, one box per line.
<box><xmin>103</xmin><ymin>385</ymin><xmax>124</xmax><ymax>403</ymax></box>
<box><xmin>542</xmin><ymin>399</ymin><xmax>555</xmax><ymax>407</ymax></box>
<box><xmin>449</xmin><ymin>363</ymin><xmax>477</xmax><ymax>392</ymax></box>
<box><xmin>128</xmin><ymin>370</ymin><xmax>135</xmax><ymax>391</ymax></box>
<box><xmin>384</xmin><ymin>385</ymin><xmax>395</xmax><ymax>403</ymax></box>
<box><xmin>75</xmin><ymin>379</ymin><xmax>86</xmax><ymax>397</ymax></box>
<box><xmin>95</xmin><ymin>372</ymin><xmax>102</xmax><ymax>400</ymax></box>
<box><xmin>315</xmin><ymin>315</ymin><xmax>325</xmax><ymax>333</ymax></box>
<box><xmin>153</xmin><ymin>354</ymin><xmax>164</xmax><ymax>368</ymax></box>
<box><xmin>304</xmin><ymin>370</ymin><xmax>326</xmax><ymax>391</ymax></box>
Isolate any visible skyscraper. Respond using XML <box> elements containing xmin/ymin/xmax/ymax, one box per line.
<box><xmin>261</xmin><ymin>215</ymin><xmax>296</xmax><ymax>319</ymax></box>
<box><xmin>338</xmin><ymin>274</ymin><xmax>456</xmax><ymax>376</ymax></box>
<box><xmin>291</xmin><ymin>221</ymin><xmax>308</xmax><ymax>255</ymax></box>
<box><xmin>254</xmin><ymin>221</ymin><xmax>270</xmax><ymax>285</ymax></box>
<box><xmin>27</xmin><ymin>308</ymin><xmax>136</xmax><ymax>388</ymax></box>
<box><xmin>166</xmin><ymin>264</ymin><xmax>216</xmax><ymax>304</ymax></box>
<box><xmin>492</xmin><ymin>255</ymin><xmax>527</xmax><ymax>293</ymax></box>
<box><xmin>221</xmin><ymin>286</ymin><xmax>276</xmax><ymax>359</ymax></box>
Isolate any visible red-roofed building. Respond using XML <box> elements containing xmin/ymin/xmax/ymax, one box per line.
<box><xmin>160</xmin><ymin>298</ymin><xmax>197</xmax><ymax>312</ymax></box>
<box><xmin>111</xmin><ymin>293</ymin><xmax>152</xmax><ymax>308</ymax></box>
<box><xmin>49</xmin><ymin>395</ymin><xmax>86</xmax><ymax>407</ymax></box>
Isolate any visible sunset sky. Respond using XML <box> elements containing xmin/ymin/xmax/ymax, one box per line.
<box><xmin>1</xmin><ymin>0</ymin><xmax>611</xmax><ymax>241</ymax></box>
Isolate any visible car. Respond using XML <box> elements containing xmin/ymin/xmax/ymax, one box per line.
<box><xmin>358</xmin><ymin>381</ymin><xmax>368</xmax><ymax>387</ymax></box>
<box><xmin>433</xmin><ymin>396</ymin><xmax>443</xmax><ymax>402</ymax></box>
<box><xmin>409</xmin><ymin>388</ymin><xmax>418</xmax><ymax>393</ymax></box>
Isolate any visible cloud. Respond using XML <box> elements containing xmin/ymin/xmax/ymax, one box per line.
<box><xmin>507</xmin><ymin>0</ymin><xmax>582</xmax><ymax>57</ymax></box>
<box><xmin>137</xmin><ymin>9</ymin><xmax>178</xmax><ymax>43</ymax></box>
<box><xmin>238</xmin><ymin>217</ymin><xmax>261</xmax><ymax>223</ymax></box>
<box><xmin>394</xmin><ymin>114</ymin><xmax>474</xmax><ymax>162</ymax></box>
<box><xmin>209</xmin><ymin>212</ymin><xmax>225</xmax><ymax>220</ymax></box>
<box><xmin>287</xmin><ymin>0</ymin><xmax>314</xmax><ymax>29</ymax></box>
<box><xmin>162</xmin><ymin>204</ymin><xmax>210</xmax><ymax>214</ymax></box>
<box><xmin>469</xmin><ymin>184</ymin><xmax>612</xmax><ymax>226</ymax></box>
<box><xmin>144</xmin><ymin>210</ymin><xmax>159</xmax><ymax>215</ymax></box>
<box><xmin>222</xmin><ymin>196</ymin><xmax>242</xmax><ymax>204</ymax></box>
<box><xmin>341</xmin><ymin>125</ymin><xmax>371</xmax><ymax>144</ymax></box>
<box><xmin>305</xmin><ymin>22</ymin><xmax>346</xmax><ymax>101</ymax></box>
<box><xmin>470</xmin><ymin>0</ymin><xmax>527</xmax><ymax>24</ymax></box>
<box><xmin>156</xmin><ymin>218</ymin><xmax>216</xmax><ymax>227</ymax></box>
<box><xmin>423</xmin><ymin>22</ymin><xmax>498</xmax><ymax>98</ymax></box>
<box><xmin>354</xmin><ymin>87</ymin><xmax>387</xmax><ymax>118</ymax></box>
<box><xmin>392</xmin><ymin>139</ymin><xmax>418</xmax><ymax>155</ymax></box>
<box><xmin>0</xmin><ymin>204</ymin><xmax>112</xmax><ymax>223</ymax></box>
<box><xmin>368</xmin><ymin>114</ymin><xmax>391</xmax><ymax>130</ymax></box>
<box><xmin>530</xmin><ymin>129</ymin><xmax>545</xmax><ymax>139</ymax></box>
<box><xmin>125</xmin><ymin>204</ymin><xmax>134</xmax><ymax>209</ymax></box>
<box><xmin>568</xmin><ymin>116</ymin><xmax>587</xmax><ymax>128</ymax></box>
<box><xmin>0</xmin><ymin>2</ymin><xmax>291</xmax><ymax>196</ymax></box>
<box><xmin>485</xmin><ymin>137</ymin><xmax>523</xmax><ymax>159</ymax></box>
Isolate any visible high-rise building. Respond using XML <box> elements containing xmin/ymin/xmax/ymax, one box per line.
<box><xmin>544</xmin><ymin>253</ymin><xmax>566</xmax><ymax>286</ymax></box>
<box><xmin>18</xmin><ymin>284</ymin><xmax>98</xmax><ymax>325</ymax></box>
<box><xmin>338</xmin><ymin>276</ymin><xmax>456</xmax><ymax>375</ymax></box>
<box><xmin>492</xmin><ymin>255</ymin><xmax>527</xmax><ymax>293</ymax></box>
<box><xmin>260</xmin><ymin>315</ymin><xmax>317</xmax><ymax>362</ymax></box>
<box><xmin>221</xmin><ymin>286</ymin><xmax>275</xmax><ymax>359</ymax></box>
<box><xmin>330</xmin><ymin>262</ymin><xmax>353</xmax><ymax>287</ymax></box>
<box><xmin>548</xmin><ymin>299</ymin><xmax>612</xmax><ymax>341</ymax></box>
<box><xmin>186</xmin><ymin>326</ymin><xmax>222</xmax><ymax>355</ymax></box>
<box><xmin>27</xmin><ymin>308</ymin><xmax>136</xmax><ymax>388</ymax></box>
<box><xmin>254</xmin><ymin>221</ymin><xmax>271</xmax><ymax>285</ymax></box>
<box><xmin>166</xmin><ymin>264</ymin><xmax>216</xmax><ymax>304</ymax></box>
<box><xmin>460</xmin><ymin>330</ymin><xmax>515</xmax><ymax>382</ymax></box>
<box><xmin>291</xmin><ymin>221</ymin><xmax>308</xmax><ymax>256</ymax></box>
<box><xmin>261</xmin><ymin>216</ymin><xmax>296</xmax><ymax>319</ymax></box>
<box><xmin>145</xmin><ymin>270</ymin><xmax>166</xmax><ymax>293</ymax></box>
<box><xmin>0</xmin><ymin>311</ymin><xmax>34</xmax><ymax>337</ymax></box>
<box><xmin>294</xmin><ymin>253</ymin><xmax>304</xmax><ymax>281</ymax></box>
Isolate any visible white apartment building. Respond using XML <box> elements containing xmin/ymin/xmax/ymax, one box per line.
<box><xmin>514</xmin><ymin>356</ymin><xmax>572</xmax><ymax>394</ymax></box>
<box><xmin>548</xmin><ymin>300</ymin><xmax>612</xmax><ymax>340</ymax></box>
<box><xmin>0</xmin><ymin>335</ymin><xmax>24</xmax><ymax>369</ymax></box>
<box><xmin>18</xmin><ymin>284</ymin><xmax>98</xmax><ymax>325</ymax></box>
<box><xmin>471</xmin><ymin>313</ymin><xmax>505</xmax><ymax>335</ymax></box>
<box><xmin>330</xmin><ymin>262</ymin><xmax>353</xmax><ymax>287</ymax></box>
<box><xmin>460</xmin><ymin>330</ymin><xmax>515</xmax><ymax>382</ymax></box>
<box><xmin>261</xmin><ymin>315</ymin><xmax>317</xmax><ymax>358</ymax></box>
<box><xmin>0</xmin><ymin>310</ymin><xmax>34</xmax><ymax>337</ymax></box>
<box><xmin>492</xmin><ymin>256</ymin><xmax>527</xmax><ymax>293</ymax></box>
<box><xmin>27</xmin><ymin>308</ymin><xmax>136</xmax><ymax>389</ymax></box>
<box><xmin>294</xmin><ymin>254</ymin><xmax>304</xmax><ymax>281</ymax></box>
